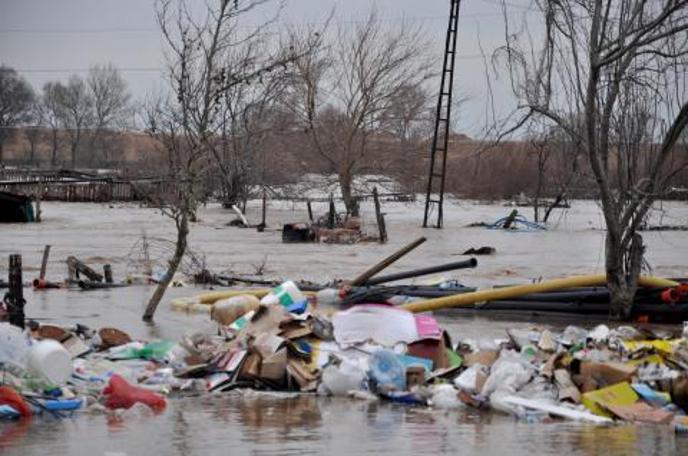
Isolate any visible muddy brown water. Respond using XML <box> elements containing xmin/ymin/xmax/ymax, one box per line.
<box><xmin>1</xmin><ymin>200</ymin><xmax>687</xmax><ymax>455</ymax></box>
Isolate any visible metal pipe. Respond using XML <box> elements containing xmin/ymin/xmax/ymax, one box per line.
<box><xmin>349</xmin><ymin>236</ymin><xmax>426</xmax><ymax>286</ymax></box>
<box><xmin>363</xmin><ymin>258</ymin><xmax>477</xmax><ymax>286</ymax></box>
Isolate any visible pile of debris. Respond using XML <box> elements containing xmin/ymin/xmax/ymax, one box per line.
<box><xmin>2</xmin><ymin>279</ymin><xmax>688</xmax><ymax>431</ymax></box>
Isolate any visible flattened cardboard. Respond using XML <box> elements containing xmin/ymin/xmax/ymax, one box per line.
<box><xmin>605</xmin><ymin>402</ymin><xmax>674</xmax><ymax>424</ymax></box>
<box><xmin>554</xmin><ymin>369</ymin><xmax>581</xmax><ymax>403</ymax></box>
<box><xmin>581</xmin><ymin>382</ymin><xmax>639</xmax><ymax>417</ymax></box>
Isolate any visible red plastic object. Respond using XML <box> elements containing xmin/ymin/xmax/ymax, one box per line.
<box><xmin>661</xmin><ymin>288</ymin><xmax>680</xmax><ymax>304</ymax></box>
<box><xmin>102</xmin><ymin>374</ymin><xmax>166</xmax><ymax>412</ymax></box>
<box><xmin>0</xmin><ymin>386</ymin><xmax>33</xmax><ymax>417</ymax></box>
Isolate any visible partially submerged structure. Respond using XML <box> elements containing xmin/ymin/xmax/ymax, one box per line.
<box><xmin>0</xmin><ymin>191</ymin><xmax>35</xmax><ymax>223</ymax></box>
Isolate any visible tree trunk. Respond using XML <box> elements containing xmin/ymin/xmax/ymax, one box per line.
<box><xmin>605</xmin><ymin>227</ymin><xmax>644</xmax><ymax>319</ymax></box>
<box><xmin>51</xmin><ymin>130</ymin><xmax>58</xmax><ymax>167</ymax></box>
<box><xmin>338</xmin><ymin>170</ymin><xmax>359</xmax><ymax>216</ymax></box>
<box><xmin>142</xmin><ymin>212</ymin><xmax>189</xmax><ymax>321</ymax></box>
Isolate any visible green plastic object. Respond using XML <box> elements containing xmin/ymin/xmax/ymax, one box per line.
<box><xmin>446</xmin><ymin>348</ymin><xmax>463</xmax><ymax>368</ymax></box>
<box><xmin>136</xmin><ymin>341</ymin><xmax>174</xmax><ymax>360</ymax></box>
<box><xmin>113</xmin><ymin>341</ymin><xmax>175</xmax><ymax>361</ymax></box>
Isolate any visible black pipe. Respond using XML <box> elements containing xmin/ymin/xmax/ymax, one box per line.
<box><xmin>78</xmin><ymin>280</ymin><xmax>129</xmax><ymax>290</ymax></box>
<box><xmin>362</xmin><ymin>258</ymin><xmax>478</xmax><ymax>286</ymax></box>
<box><xmin>480</xmin><ymin>300</ymin><xmax>608</xmax><ymax>313</ymax></box>
<box><xmin>480</xmin><ymin>298</ymin><xmax>688</xmax><ymax>314</ymax></box>
<box><xmin>342</xmin><ymin>284</ymin><xmax>476</xmax><ymax>306</ymax></box>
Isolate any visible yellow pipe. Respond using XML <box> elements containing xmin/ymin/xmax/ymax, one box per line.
<box><xmin>401</xmin><ymin>275</ymin><xmax>679</xmax><ymax>314</ymax></box>
<box><xmin>197</xmin><ymin>289</ymin><xmax>273</xmax><ymax>304</ymax></box>
<box><xmin>195</xmin><ymin>288</ymin><xmax>317</xmax><ymax>305</ymax></box>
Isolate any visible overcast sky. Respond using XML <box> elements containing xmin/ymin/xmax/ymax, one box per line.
<box><xmin>0</xmin><ymin>0</ymin><xmax>540</xmax><ymax>135</ymax></box>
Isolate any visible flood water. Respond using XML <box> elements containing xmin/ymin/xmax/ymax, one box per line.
<box><xmin>1</xmin><ymin>199</ymin><xmax>687</xmax><ymax>455</ymax></box>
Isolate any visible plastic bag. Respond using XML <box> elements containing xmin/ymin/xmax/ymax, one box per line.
<box><xmin>320</xmin><ymin>360</ymin><xmax>367</xmax><ymax>396</ymax></box>
<box><xmin>0</xmin><ymin>323</ymin><xmax>31</xmax><ymax>367</ymax></box>
<box><xmin>369</xmin><ymin>350</ymin><xmax>406</xmax><ymax>392</ymax></box>
<box><xmin>102</xmin><ymin>374</ymin><xmax>166</xmax><ymax>411</ymax></box>
<box><xmin>481</xmin><ymin>350</ymin><xmax>533</xmax><ymax>397</ymax></box>
<box><xmin>454</xmin><ymin>364</ymin><xmax>487</xmax><ymax>394</ymax></box>
<box><xmin>430</xmin><ymin>384</ymin><xmax>462</xmax><ymax>409</ymax></box>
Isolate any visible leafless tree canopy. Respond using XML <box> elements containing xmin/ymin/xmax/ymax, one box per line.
<box><xmin>141</xmin><ymin>0</ymin><xmax>311</xmax><ymax>320</ymax></box>
<box><xmin>496</xmin><ymin>0</ymin><xmax>688</xmax><ymax>315</ymax></box>
<box><xmin>0</xmin><ymin>66</ymin><xmax>35</xmax><ymax>162</ymax></box>
<box><xmin>285</xmin><ymin>11</ymin><xmax>435</xmax><ymax>214</ymax></box>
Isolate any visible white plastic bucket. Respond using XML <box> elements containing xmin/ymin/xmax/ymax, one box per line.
<box><xmin>26</xmin><ymin>339</ymin><xmax>72</xmax><ymax>385</ymax></box>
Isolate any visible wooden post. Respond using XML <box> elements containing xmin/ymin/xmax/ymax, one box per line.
<box><xmin>35</xmin><ymin>198</ymin><xmax>41</xmax><ymax>222</ymax></box>
<box><xmin>39</xmin><ymin>245</ymin><xmax>51</xmax><ymax>279</ymax></box>
<box><xmin>306</xmin><ymin>199</ymin><xmax>314</xmax><ymax>223</ymax></box>
<box><xmin>328</xmin><ymin>194</ymin><xmax>336</xmax><ymax>229</ymax></box>
<box><xmin>66</xmin><ymin>256</ymin><xmax>104</xmax><ymax>282</ymax></box>
<box><xmin>103</xmin><ymin>264</ymin><xmax>113</xmax><ymax>284</ymax></box>
<box><xmin>350</xmin><ymin>236</ymin><xmax>427</xmax><ymax>286</ymax></box>
<box><xmin>373</xmin><ymin>187</ymin><xmax>388</xmax><ymax>243</ymax></box>
<box><xmin>7</xmin><ymin>254</ymin><xmax>25</xmax><ymax>329</ymax></box>
<box><xmin>259</xmin><ymin>187</ymin><xmax>267</xmax><ymax>231</ymax></box>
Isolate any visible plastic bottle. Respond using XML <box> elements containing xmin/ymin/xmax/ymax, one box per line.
<box><xmin>369</xmin><ymin>350</ymin><xmax>406</xmax><ymax>392</ymax></box>
<box><xmin>260</xmin><ymin>281</ymin><xmax>306</xmax><ymax>308</ymax></box>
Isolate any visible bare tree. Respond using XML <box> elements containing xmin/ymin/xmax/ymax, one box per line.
<box><xmin>87</xmin><ymin>64</ymin><xmax>131</xmax><ymax>165</ymax></box>
<box><xmin>141</xmin><ymin>0</ymin><xmax>306</xmax><ymax>321</ymax></box>
<box><xmin>24</xmin><ymin>98</ymin><xmax>45</xmax><ymax>165</ymax></box>
<box><xmin>286</xmin><ymin>12</ymin><xmax>434</xmax><ymax>214</ymax></box>
<box><xmin>497</xmin><ymin>0</ymin><xmax>688</xmax><ymax>317</ymax></box>
<box><xmin>55</xmin><ymin>76</ymin><xmax>94</xmax><ymax>168</ymax></box>
<box><xmin>0</xmin><ymin>66</ymin><xmax>34</xmax><ymax>163</ymax></box>
<box><xmin>41</xmin><ymin>82</ymin><xmax>64</xmax><ymax>167</ymax></box>
<box><xmin>207</xmin><ymin>38</ymin><xmax>290</xmax><ymax>206</ymax></box>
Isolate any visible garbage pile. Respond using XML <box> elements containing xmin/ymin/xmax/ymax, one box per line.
<box><xmin>2</xmin><ymin>279</ymin><xmax>688</xmax><ymax>432</ymax></box>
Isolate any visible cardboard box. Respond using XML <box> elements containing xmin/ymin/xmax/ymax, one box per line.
<box><xmin>407</xmin><ymin>338</ymin><xmax>449</xmax><ymax>370</ymax></box>
<box><xmin>575</xmin><ymin>361</ymin><xmax>637</xmax><ymax>387</ymax></box>
<box><xmin>260</xmin><ymin>348</ymin><xmax>288</xmax><ymax>382</ymax></box>
<box><xmin>239</xmin><ymin>352</ymin><xmax>262</xmax><ymax>379</ymax></box>
<box><xmin>406</xmin><ymin>366</ymin><xmax>426</xmax><ymax>389</ymax></box>
<box><xmin>462</xmin><ymin>350</ymin><xmax>499</xmax><ymax>368</ymax></box>
<box><xmin>286</xmin><ymin>358</ymin><xmax>319</xmax><ymax>391</ymax></box>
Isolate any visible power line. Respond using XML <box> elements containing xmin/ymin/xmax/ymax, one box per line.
<box><xmin>0</xmin><ymin>52</ymin><xmax>491</xmax><ymax>76</ymax></box>
<box><xmin>0</xmin><ymin>67</ymin><xmax>164</xmax><ymax>74</ymax></box>
<box><xmin>0</xmin><ymin>9</ymin><xmax>538</xmax><ymax>34</ymax></box>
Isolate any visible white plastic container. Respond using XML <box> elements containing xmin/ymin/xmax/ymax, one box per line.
<box><xmin>260</xmin><ymin>281</ymin><xmax>306</xmax><ymax>308</ymax></box>
<box><xmin>26</xmin><ymin>339</ymin><xmax>72</xmax><ymax>385</ymax></box>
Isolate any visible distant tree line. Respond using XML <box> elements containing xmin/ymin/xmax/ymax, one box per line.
<box><xmin>0</xmin><ymin>64</ymin><xmax>131</xmax><ymax>167</ymax></box>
